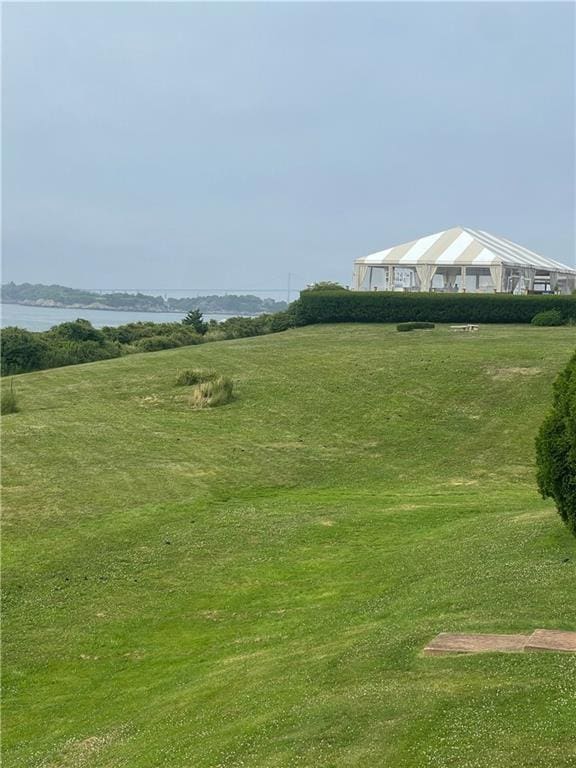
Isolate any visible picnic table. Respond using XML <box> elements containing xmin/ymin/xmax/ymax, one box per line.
<box><xmin>450</xmin><ymin>324</ymin><xmax>479</xmax><ymax>332</ymax></box>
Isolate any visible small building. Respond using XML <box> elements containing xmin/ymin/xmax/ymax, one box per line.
<box><xmin>352</xmin><ymin>227</ymin><xmax>576</xmax><ymax>295</ymax></box>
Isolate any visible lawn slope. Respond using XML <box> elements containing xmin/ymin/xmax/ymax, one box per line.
<box><xmin>2</xmin><ymin>324</ymin><xmax>576</xmax><ymax>768</ymax></box>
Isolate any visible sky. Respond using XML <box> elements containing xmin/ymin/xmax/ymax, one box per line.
<box><xmin>2</xmin><ymin>1</ymin><xmax>575</xmax><ymax>292</ymax></box>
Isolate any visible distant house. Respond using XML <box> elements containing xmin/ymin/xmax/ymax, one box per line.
<box><xmin>352</xmin><ymin>227</ymin><xmax>576</xmax><ymax>295</ymax></box>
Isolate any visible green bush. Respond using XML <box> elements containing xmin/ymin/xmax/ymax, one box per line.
<box><xmin>536</xmin><ymin>352</ymin><xmax>576</xmax><ymax>535</ymax></box>
<box><xmin>218</xmin><ymin>315</ymin><xmax>270</xmax><ymax>339</ymax></box>
<box><xmin>175</xmin><ymin>369</ymin><xmax>218</xmax><ymax>386</ymax></box>
<box><xmin>51</xmin><ymin>319</ymin><xmax>105</xmax><ymax>343</ymax></box>
<box><xmin>135</xmin><ymin>335</ymin><xmax>182</xmax><ymax>352</ymax></box>
<box><xmin>268</xmin><ymin>310</ymin><xmax>294</xmax><ymax>332</ymax></box>
<box><xmin>43</xmin><ymin>340</ymin><xmax>122</xmax><ymax>368</ymax></box>
<box><xmin>531</xmin><ymin>310</ymin><xmax>566</xmax><ymax>327</ymax></box>
<box><xmin>102</xmin><ymin>322</ymin><xmax>181</xmax><ymax>344</ymax></box>
<box><xmin>0</xmin><ymin>327</ymin><xmax>48</xmax><ymax>376</ymax></box>
<box><xmin>293</xmin><ymin>291</ymin><xmax>576</xmax><ymax>326</ymax></box>
<box><xmin>397</xmin><ymin>322</ymin><xmax>435</xmax><ymax>332</ymax></box>
<box><xmin>1</xmin><ymin>380</ymin><xmax>19</xmax><ymax>414</ymax></box>
<box><xmin>189</xmin><ymin>376</ymin><xmax>234</xmax><ymax>408</ymax></box>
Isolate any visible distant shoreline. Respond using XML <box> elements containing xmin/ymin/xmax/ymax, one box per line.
<box><xmin>0</xmin><ymin>301</ymin><xmax>254</xmax><ymax>317</ymax></box>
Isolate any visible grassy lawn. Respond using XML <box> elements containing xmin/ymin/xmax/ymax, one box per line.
<box><xmin>2</xmin><ymin>323</ymin><xmax>576</xmax><ymax>767</ymax></box>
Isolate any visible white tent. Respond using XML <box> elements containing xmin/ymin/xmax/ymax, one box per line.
<box><xmin>353</xmin><ymin>227</ymin><xmax>576</xmax><ymax>294</ymax></box>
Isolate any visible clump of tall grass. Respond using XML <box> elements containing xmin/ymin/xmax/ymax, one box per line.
<box><xmin>175</xmin><ymin>368</ymin><xmax>219</xmax><ymax>387</ymax></box>
<box><xmin>189</xmin><ymin>376</ymin><xmax>234</xmax><ymax>408</ymax></box>
<box><xmin>1</xmin><ymin>380</ymin><xmax>19</xmax><ymax>415</ymax></box>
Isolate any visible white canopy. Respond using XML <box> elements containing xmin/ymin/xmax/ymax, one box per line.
<box><xmin>353</xmin><ymin>227</ymin><xmax>576</xmax><ymax>293</ymax></box>
<box><xmin>357</xmin><ymin>227</ymin><xmax>576</xmax><ymax>272</ymax></box>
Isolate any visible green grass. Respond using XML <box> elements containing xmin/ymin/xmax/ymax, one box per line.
<box><xmin>2</xmin><ymin>324</ymin><xmax>576</xmax><ymax>767</ymax></box>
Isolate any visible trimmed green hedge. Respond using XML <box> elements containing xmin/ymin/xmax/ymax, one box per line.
<box><xmin>536</xmin><ymin>352</ymin><xmax>576</xmax><ymax>535</ymax></box>
<box><xmin>397</xmin><ymin>322</ymin><xmax>435</xmax><ymax>332</ymax></box>
<box><xmin>293</xmin><ymin>291</ymin><xmax>576</xmax><ymax>325</ymax></box>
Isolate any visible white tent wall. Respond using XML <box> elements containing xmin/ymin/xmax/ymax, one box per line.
<box><xmin>353</xmin><ymin>263</ymin><xmax>369</xmax><ymax>290</ymax></box>
<box><xmin>353</xmin><ymin>264</ymin><xmax>503</xmax><ymax>293</ymax></box>
<box><xmin>489</xmin><ymin>264</ymin><xmax>503</xmax><ymax>293</ymax></box>
<box><xmin>415</xmin><ymin>264</ymin><xmax>437</xmax><ymax>292</ymax></box>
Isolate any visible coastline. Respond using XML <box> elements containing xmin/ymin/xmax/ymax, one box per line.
<box><xmin>0</xmin><ymin>301</ymin><xmax>253</xmax><ymax>317</ymax></box>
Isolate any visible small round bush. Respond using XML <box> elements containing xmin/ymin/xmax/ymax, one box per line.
<box><xmin>531</xmin><ymin>310</ymin><xmax>566</xmax><ymax>327</ymax></box>
<box><xmin>397</xmin><ymin>322</ymin><xmax>435</xmax><ymax>332</ymax></box>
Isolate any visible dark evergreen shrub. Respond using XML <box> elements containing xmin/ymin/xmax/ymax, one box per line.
<box><xmin>182</xmin><ymin>309</ymin><xmax>208</xmax><ymax>335</ymax></box>
<box><xmin>536</xmin><ymin>352</ymin><xmax>576</xmax><ymax>535</ymax></box>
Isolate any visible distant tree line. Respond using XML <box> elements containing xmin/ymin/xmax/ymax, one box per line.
<box><xmin>1</xmin><ymin>309</ymin><xmax>295</xmax><ymax>376</ymax></box>
<box><xmin>1</xmin><ymin>283</ymin><xmax>288</xmax><ymax>315</ymax></box>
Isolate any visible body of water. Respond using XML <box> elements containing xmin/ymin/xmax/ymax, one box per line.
<box><xmin>0</xmin><ymin>303</ymin><xmax>237</xmax><ymax>332</ymax></box>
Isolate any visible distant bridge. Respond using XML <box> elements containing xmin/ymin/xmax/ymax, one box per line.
<box><xmin>88</xmin><ymin>288</ymin><xmax>295</xmax><ymax>293</ymax></box>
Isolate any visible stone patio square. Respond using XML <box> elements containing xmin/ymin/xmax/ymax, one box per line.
<box><xmin>423</xmin><ymin>632</ymin><xmax>530</xmax><ymax>655</ymax></box>
<box><xmin>524</xmin><ymin>629</ymin><xmax>576</xmax><ymax>653</ymax></box>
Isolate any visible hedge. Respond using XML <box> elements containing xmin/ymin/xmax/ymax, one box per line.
<box><xmin>293</xmin><ymin>291</ymin><xmax>576</xmax><ymax>326</ymax></box>
<box><xmin>536</xmin><ymin>351</ymin><xmax>576</xmax><ymax>535</ymax></box>
<box><xmin>396</xmin><ymin>322</ymin><xmax>435</xmax><ymax>332</ymax></box>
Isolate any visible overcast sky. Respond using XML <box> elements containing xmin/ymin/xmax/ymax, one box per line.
<box><xmin>2</xmin><ymin>2</ymin><xmax>575</xmax><ymax>292</ymax></box>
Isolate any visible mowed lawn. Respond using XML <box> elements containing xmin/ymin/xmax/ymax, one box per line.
<box><xmin>2</xmin><ymin>324</ymin><xmax>576</xmax><ymax>768</ymax></box>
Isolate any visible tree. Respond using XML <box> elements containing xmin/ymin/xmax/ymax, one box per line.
<box><xmin>182</xmin><ymin>309</ymin><xmax>208</xmax><ymax>335</ymax></box>
<box><xmin>536</xmin><ymin>351</ymin><xmax>576</xmax><ymax>535</ymax></box>
<box><xmin>303</xmin><ymin>281</ymin><xmax>348</xmax><ymax>292</ymax></box>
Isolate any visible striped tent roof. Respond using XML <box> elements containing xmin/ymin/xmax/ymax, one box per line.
<box><xmin>357</xmin><ymin>227</ymin><xmax>576</xmax><ymax>274</ymax></box>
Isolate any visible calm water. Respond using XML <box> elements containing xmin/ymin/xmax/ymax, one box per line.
<box><xmin>0</xmin><ymin>303</ymin><xmax>236</xmax><ymax>332</ymax></box>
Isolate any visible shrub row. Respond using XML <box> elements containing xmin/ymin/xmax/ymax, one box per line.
<box><xmin>293</xmin><ymin>291</ymin><xmax>576</xmax><ymax>326</ymax></box>
<box><xmin>1</xmin><ymin>308</ymin><xmax>298</xmax><ymax>377</ymax></box>
<box><xmin>536</xmin><ymin>351</ymin><xmax>576</xmax><ymax>535</ymax></box>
